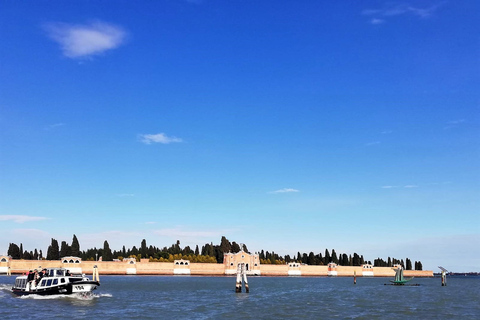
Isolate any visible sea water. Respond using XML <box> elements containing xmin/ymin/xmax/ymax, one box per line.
<box><xmin>1</xmin><ymin>275</ymin><xmax>479</xmax><ymax>319</ymax></box>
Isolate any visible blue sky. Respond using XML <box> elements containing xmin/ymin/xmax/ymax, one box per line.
<box><xmin>1</xmin><ymin>0</ymin><xmax>479</xmax><ymax>272</ymax></box>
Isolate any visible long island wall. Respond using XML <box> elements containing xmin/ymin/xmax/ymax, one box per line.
<box><xmin>0</xmin><ymin>258</ymin><xmax>433</xmax><ymax>277</ymax></box>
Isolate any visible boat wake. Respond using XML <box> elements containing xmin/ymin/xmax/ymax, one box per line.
<box><xmin>18</xmin><ymin>292</ymin><xmax>112</xmax><ymax>300</ymax></box>
<box><xmin>0</xmin><ymin>283</ymin><xmax>13</xmax><ymax>292</ymax></box>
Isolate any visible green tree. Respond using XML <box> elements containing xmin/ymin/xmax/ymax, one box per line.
<box><xmin>324</xmin><ymin>249</ymin><xmax>331</xmax><ymax>264</ymax></box>
<box><xmin>8</xmin><ymin>243</ymin><xmax>21</xmax><ymax>259</ymax></box>
<box><xmin>47</xmin><ymin>238</ymin><xmax>60</xmax><ymax>260</ymax></box>
<box><xmin>331</xmin><ymin>249</ymin><xmax>338</xmax><ymax>264</ymax></box>
<box><xmin>141</xmin><ymin>239</ymin><xmax>148</xmax><ymax>258</ymax></box>
<box><xmin>406</xmin><ymin>258</ymin><xmax>412</xmax><ymax>270</ymax></box>
<box><xmin>103</xmin><ymin>240</ymin><xmax>113</xmax><ymax>261</ymax></box>
<box><xmin>60</xmin><ymin>241</ymin><xmax>70</xmax><ymax>258</ymax></box>
<box><xmin>220</xmin><ymin>236</ymin><xmax>232</xmax><ymax>253</ymax></box>
<box><xmin>71</xmin><ymin>234</ymin><xmax>80</xmax><ymax>257</ymax></box>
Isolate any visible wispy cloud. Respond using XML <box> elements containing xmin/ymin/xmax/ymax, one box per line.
<box><xmin>370</xmin><ymin>18</ymin><xmax>385</xmax><ymax>25</ymax></box>
<box><xmin>269</xmin><ymin>188</ymin><xmax>300</xmax><ymax>194</ymax></box>
<box><xmin>13</xmin><ymin>228</ymin><xmax>50</xmax><ymax>238</ymax></box>
<box><xmin>381</xmin><ymin>185</ymin><xmax>419</xmax><ymax>189</ymax></box>
<box><xmin>45</xmin><ymin>21</ymin><xmax>127</xmax><ymax>58</ymax></box>
<box><xmin>116</xmin><ymin>193</ymin><xmax>135</xmax><ymax>197</ymax></box>
<box><xmin>365</xmin><ymin>141</ymin><xmax>381</xmax><ymax>146</ymax></box>
<box><xmin>0</xmin><ymin>215</ymin><xmax>49</xmax><ymax>223</ymax></box>
<box><xmin>139</xmin><ymin>133</ymin><xmax>183</xmax><ymax>144</ymax></box>
<box><xmin>363</xmin><ymin>2</ymin><xmax>445</xmax><ymax>22</ymax></box>
<box><xmin>153</xmin><ymin>227</ymin><xmax>226</xmax><ymax>238</ymax></box>
<box><xmin>444</xmin><ymin>119</ymin><xmax>466</xmax><ymax>130</ymax></box>
<box><xmin>44</xmin><ymin>123</ymin><xmax>66</xmax><ymax>130</ymax></box>
<box><xmin>381</xmin><ymin>130</ymin><xmax>393</xmax><ymax>134</ymax></box>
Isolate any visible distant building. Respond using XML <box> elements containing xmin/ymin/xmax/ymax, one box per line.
<box><xmin>327</xmin><ymin>262</ymin><xmax>338</xmax><ymax>276</ymax></box>
<box><xmin>224</xmin><ymin>250</ymin><xmax>260</xmax><ymax>275</ymax></box>
<box><xmin>173</xmin><ymin>259</ymin><xmax>191</xmax><ymax>275</ymax></box>
<box><xmin>362</xmin><ymin>263</ymin><xmax>374</xmax><ymax>276</ymax></box>
<box><xmin>61</xmin><ymin>256</ymin><xmax>82</xmax><ymax>264</ymax></box>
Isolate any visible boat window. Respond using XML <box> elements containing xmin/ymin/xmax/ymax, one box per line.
<box><xmin>61</xmin><ymin>278</ymin><xmax>65</xmax><ymax>283</ymax></box>
<box><xmin>41</xmin><ymin>279</ymin><xmax>47</xmax><ymax>286</ymax></box>
<box><xmin>53</xmin><ymin>279</ymin><xmax>58</xmax><ymax>285</ymax></box>
<box><xmin>46</xmin><ymin>279</ymin><xmax>53</xmax><ymax>286</ymax></box>
<box><xmin>49</xmin><ymin>270</ymin><xmax>55</xmax><ymax>277</ymax></box>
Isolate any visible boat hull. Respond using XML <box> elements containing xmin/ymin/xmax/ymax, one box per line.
<box><xmin>12</xmin><ymin>281</ymin><xmax>99</xmax><ymax>296</ymax></box>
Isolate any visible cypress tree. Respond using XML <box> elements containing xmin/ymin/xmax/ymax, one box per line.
<box><xmin>71</xmin><ymin>235</ymin><xmax>80</xmax><ymax>257</ymax></box>
<box><xmin>47</xmin><ymin>239</ymin><xmax>60</xmax><ymax>260</ymax></box>
<box><xmin>331</xmin><ymin>249</ymin><xmax>338</xmax><ymax>264</ymax></box>
<box><xmin>324</xmin><ymin>249</ymin><xmax>330</xmax><ymax>264</ymax></box>
<box><xmin>220</xmin><ymin>236</ymin><xmax>232</xmax><ymax>253</ymax></box>
<box><xmin>60</xmin><ymin>241</ymin><xmax>70</xmax><ymax>258</ymax></box>
<box><xmin>8</xmin><ymin>243</ymin><xmax>21</xmax><ymax>259</ymax></box>
<box><xmin>103</xmin><ymin>240</ymin><xmax>113</xmax><ymax>261</ymax></box>
<box><xmin>141</xmin><ymin>239</ymin><xmax>148</xmax><ymax>258</ymax></box>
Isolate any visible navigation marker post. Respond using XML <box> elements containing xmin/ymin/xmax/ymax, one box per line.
<box><xmin>235</xmin><ymin>263</ymin><xmax>249</xmax><ymax>293</ymax></box>
<box><xmin>439</xmin><ymin>267</ymin><xmax>447</xmax><ymax>286</ymax></box>
<box><xmin>93</xmin><ymin>265</ymin><xmax>100</xmax><ymax>282</ymax></box>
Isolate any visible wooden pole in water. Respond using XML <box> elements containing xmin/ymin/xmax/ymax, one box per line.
<box><xmin>235</xmin><ymin>263</ymin><xmax>242</xmax><ymax>293</ymax></box>
<box><xmin>441</xmin><ymin>271</ymin><xmax>446</xmax><ymax>286</ymax></box>
<box><xmin>354</xmin><ymin>270</ymin><xmax>356</xmax><ymax>284</ymax></box>
<box><xmin>93</xmin><ymin>265</ymin><xmax>100</xmax><ymax>282</ymax></box>
<box><xmin>243</xmin><ymin>267</ymin><xmax>249</xmax><ymax>293</ymax></box>
<box><xmin>7</xmin><ymin>266</ymin><xmax>11</xmax><ymax>276</ymax></box>
<box><xmin>235</xmin><ymin>263</ymin><xmax>249</xmax><ymax>293</ymax></box>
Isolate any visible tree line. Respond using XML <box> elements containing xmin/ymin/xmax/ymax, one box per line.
<box><xmin>6</xmin><ymin>235</ymin><xmax>422</xmax><ymax>270</ymax></box>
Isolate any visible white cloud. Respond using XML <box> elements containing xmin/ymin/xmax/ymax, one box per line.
<box><xmin>45</xmin><ymin>21</ymin><xmax>126</xmax><ymax>58</ymax></box>
<box><xmin>13</xmin><ymin>228</ymin><xmax>50</xmax><ymax>238</ymax></box>
<box><xmin>139</xmin><ymin>133</ymin><xmax>183</xmax><ymax>144</ymax></box>
<box><xmin>404</xmin><ymin>185</ymin><xmax>419</xmax><ymax>188</ymax></box>
<box><xmin>44</xmin><ymin>123</ymin><xmax>66</xmax><ymax>130</ymax></box>
<box><xmin>365</xmin><ymin>141</ymin><xmax>380</xmax><ymax>146</ymax></box>
<box><xmin>269</xmin><ymin>188</ymin><xmax>300</xmax><ymax>194</ymax></box>
<box><xmin>0</xmin><ymin>215</ymin><xmax>49</xmax><ymax>223</ymax></box>
<box><xmin>363</xmin><ymin>2</ymin><xmax>445</xmax><ymax>22</ymax></box>
<box><xmin>154</xmin><ymin>228</ymin><xmax>223</xmax><ymax>238</ymax></box>
<box><xmin>370</xmin><ymin>18</ymin><xmax>385</xmax><ymax>25</ymax></box>
<box><xmin>381</xmin><ymin>186</ymin><xmax>398</xmax><ymax>189</ymax></box>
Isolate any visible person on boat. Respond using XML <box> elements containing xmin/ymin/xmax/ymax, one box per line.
<box><xmin>27</xmin><ymin>270</ymin><xmax>34</xmax><ymax>282</ymax></box>
<box><xmin>36</xmin><ymin>269</ymin><xmax>45</xmax><ymax>285</ymax></box>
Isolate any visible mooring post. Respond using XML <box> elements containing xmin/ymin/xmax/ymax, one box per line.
<box><xmin>243</xmin><ymin>265</ymin><xmax>249</xmax><ymax>293</ymax></box>
<box><xmin>7</xmin><ymin>266</ymin><xmax>11</xmax><ymax>276</ymax></box>
<box><xmin>235</xmin><ymin>263</ymin><xmax>249</xmax><ymax>293</ymax></box>
<box><xmin>441</xmin><ymin>271</ymin><xmax>446</xmax><ymax>286</ymax></box>
<box><xmin>93</xmin><ymin>265</ymin><xmax>100</xmax><ymax>282</ymax></box>
<box><xmin>235</xmin><ymin>263</ymin><xmax>242</xmax><ymax>292</ymax></box>
<box><xmin>354</xmin><ymin>270</ymin><xmax>356</xmax><ymax>284</ymax></box>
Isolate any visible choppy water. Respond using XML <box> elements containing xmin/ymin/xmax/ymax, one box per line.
<box><xmin>1</xmin><ymin>275</ymin><xmax>479</xmax><ymax>319</ymax></box>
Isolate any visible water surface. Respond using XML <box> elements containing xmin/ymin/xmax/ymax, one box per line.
<box><xmin>1</xmin><ymin>275</ymin><xmax>479</xmax><ymax>319</ymax></box>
